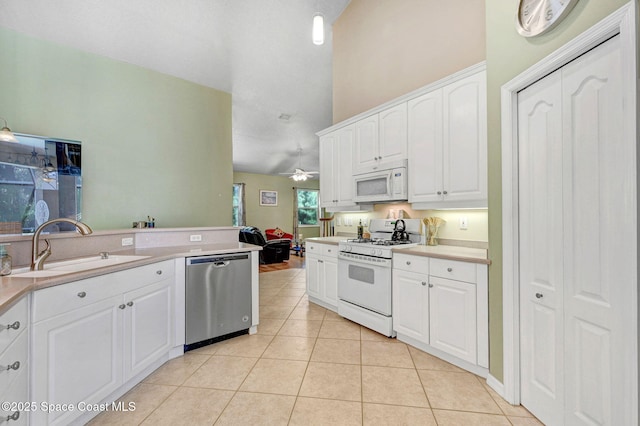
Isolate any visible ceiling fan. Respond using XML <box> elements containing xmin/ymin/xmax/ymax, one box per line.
<box><xmin>279</xmin><ymin>148</ymin><xmax>319</xmax><ymax>181</ymax></box>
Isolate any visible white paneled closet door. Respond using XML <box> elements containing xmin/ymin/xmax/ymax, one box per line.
<box><xmin>518</xmin><ymin>35</ymin><xmax>629</xmax><ymax>425</ymax></box>
<box><xmin>518</xmin><ymin>68</ymin><xmax>564</xmax><ymax>425</ymax></box>
<box><xmin>561</xmin><ymin>35</ymin><xmax>627</xmax><ymax>426</ymax></box>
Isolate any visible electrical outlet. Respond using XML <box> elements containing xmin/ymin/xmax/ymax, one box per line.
<box><xmin>190</xmin><ymin>234</ymin><xmax>202</xmax><ymax>242</ymax></box>
<box><xmin>459</xmin><ymin>216</ymin><xmax>468</xmax><ymax>230</ymax></box>
<box><xmin>121</xmin><ymin>237</ymin><xmax>134</xmax><ymax>246</ymax></box>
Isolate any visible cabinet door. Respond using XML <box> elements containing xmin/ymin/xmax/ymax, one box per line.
<box><xmin>335</xmin><ymin>125</ymin><xmax>355</xmax><ymax>206</ymax></box>
<box><xmin>353</xmin><ymin>115</ymin><xmax>379</xmax><ymax>173</ymax></box>
<box><xmin>429</xmin><ymin>276</ymin><xmax>476</xmax><ymax>364</ymax></box>
<box><xmin>408</xmin><ymin>89</ymin><xmax>443</xmax><ymax>203</ymax></box>
<box><xmin>378</xmin><ymin>103</ymin><xmax>407</xmax><ymax>164</ymax></box>
<box><xmin>319</xmin><ymin>133</ymin><xmax>336</xmax><ymax>207</ymax></box>
<box><xmin>123</xmin><ymin>278</ymin><xmax>174</xmax><ymax>380</ymax></box>
<box><xmin>322</xmin><ymin>257</ymin><xmax>338</xmax><ymax>308</ymax></box>
<box><xmin>442</xmin><ymin>71</ymin><xmax>487</xmax><ymax>202</ymax></box>
<box><xmin>392</xmin><ymin>270</ymin><xmax>429</xmax><ymax>342</ymax></box>
<box><xmin>31</xmin><ymin>296</ymin><xmax>123</xmax><ymax>426</ymax></box>
<box><xmin>306</xmin><ymin>256</ymin><xmax>321</xmax><ymax>299</ymax></box>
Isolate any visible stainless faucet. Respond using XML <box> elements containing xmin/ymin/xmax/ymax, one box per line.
<box><xmin>31</xmin><ymin>218</ymin><xmax>93</xmax><ymax>271</ymax></box>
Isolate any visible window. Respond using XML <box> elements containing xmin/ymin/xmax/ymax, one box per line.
<box><xmin>232</xmin><ymin>183</ymin><xmax>245</xmax><ymax>227</ymax></box>
<box><xmin>297</xmin><ymin>189</ymin><xmax>319</xmax><ymax>226</ymax></box>
<box><xmin>0</xmin><ymin>134</ymin><xmax>82</xmax><ymax>234</ymax></box>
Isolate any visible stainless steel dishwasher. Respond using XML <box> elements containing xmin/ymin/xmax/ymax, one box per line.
<box><xmin>185</xmin><ymin>253</ymin><xmax>252</xmax><ymax>350</ymax></box>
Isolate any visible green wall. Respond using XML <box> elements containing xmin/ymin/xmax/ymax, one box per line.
<box><xmin>485</xmin><ymin>0</ymin><xmax>630</xmax><ymax>382</ymax></box>
<box><xmin>0</xmin><ymin>28</ymin><xmax>233</xmax><ymax>230</ymax></box>
<box><xmin>234</xmin><ymin>172</ymin><xmax>320</xmax><ymax>239</ymax></box>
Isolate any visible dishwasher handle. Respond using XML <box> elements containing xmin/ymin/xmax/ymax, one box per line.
<box><xmin>186</xmin><ymin>253</ymin><xmax>249</xmax><ymax>266</ymax></box>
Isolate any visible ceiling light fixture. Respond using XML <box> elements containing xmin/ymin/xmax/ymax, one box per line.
<box><xmin>312</xmin><ymin>13</ymin><xmax>324</xmax><ymax>45</ymax></box>
<box><xmin>0</xmin><ymin>117</ymin><xmax>19</xmax><ymax>143</ymax></box>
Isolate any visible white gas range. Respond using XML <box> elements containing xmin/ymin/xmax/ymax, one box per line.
<box><xmin>337</xmin><ymin>218</ymin><xmax>421</xmax><ymax>336</ymax></box>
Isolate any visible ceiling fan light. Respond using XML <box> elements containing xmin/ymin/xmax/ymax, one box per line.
<box><xmin>312</xmin><ymin>14</ymin><xmax>324</xmax><ymax>45</ymax></box>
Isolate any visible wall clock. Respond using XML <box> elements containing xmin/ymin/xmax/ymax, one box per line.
<box><xmin>516</xmin><ymin>0</ymin><xmax>580</xmax><ymax>37</ymax></box>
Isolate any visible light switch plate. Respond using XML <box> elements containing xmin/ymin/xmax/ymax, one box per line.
<box><xmin>459</xmin><ymin>216</ymin><xmax>468</xmax><ymax>230</ymax></box>
<box><xmin>190</xmin><ymin>234</ymin><xmax>202</xmax><ymax>242</ymax></box>
<box><xmin>121</xmin><ymin>237</ymin><xmax>134</xmax><ymax>246</ymax></box>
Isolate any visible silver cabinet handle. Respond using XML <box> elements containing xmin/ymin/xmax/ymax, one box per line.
<box><xmin>443</xmin><ymin>191</ymin><xmax>448</xmax><ymax>195</ymax></box>
<box><xmin>77</xmin><ymin>291</ymin><xmax>86</xmax><ymax>298</ymax></box>
<box><xmin>127</xmin><ymin>301</ymin><xmax>134</xmax><ymax>307</ymax></box>
<box><xmin>156</xmin><ymin>270</ymin><xmax>162</xmax><ymax>275</ymax></box>
<box><xmin>327</xmin><ymin>249</ymin><xmax>332</xmax><ymax>253</ymax></box>
<box><xmin>406</xmin><ymin>261</ymin><xmax>411</xmax><ymax>265</ymax></box>
<box><xmin>447</xmin><ymin>267</ymin><xmax>453</xmax><ymax>272</ymax></box>
<box><xmin>437</xmin><ymin>191</ymin><xmax>442</xmax><ymax>195</ymax></box>
<box><xmin>535</xmin><ymin>293</ymin><xmax>543</xmax><ymax>299</ymax></box>
<box><xmin>0</xmin><ymin>361</ymin><xmax>20</xmax><ymax>371</ymax></box>
<box><xmin>5</xmin><ymin>411</ymin><xmax>20</xmax><ymax>422</ymax></box>
<box><xmin>118</xmin><ymin>304</ymin><xmax>126</xmax><ymax>310</ymax></box>
<box><xmin>421</xmin><ymin>281</ymin><xmax>427</xmax><ymax>286</ymax></box>
<box><xmin>428</xmin><ymin>283</ymin><xmax>434</xmax><ymax>288</ymax></box>
<box><xmin>1</xmin><ymin>321</ymin><xmax>20</xmax><ymax>331</ymax></box>
<box><xmin>318</xmin><ymin>259</ymin><xmax>323</xmax><ymax>263</ymax></box>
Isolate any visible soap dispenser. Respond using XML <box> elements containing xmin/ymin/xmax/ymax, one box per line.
<box><xmin>0</xmin><ymin>244</ymin><xmax>11</xmax><ymax>276</ymax></box>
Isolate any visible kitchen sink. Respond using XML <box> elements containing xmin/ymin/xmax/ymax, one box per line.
<box><xmin>12</xmin><ymin>255</ymin><xmax>151</xmax><ymax>278</ymax></box>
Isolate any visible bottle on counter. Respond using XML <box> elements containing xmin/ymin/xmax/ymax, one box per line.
<box><xmin>357</xmin><ymin>220</ymin><xmax>364</xmax><ymax>239</ymax></box>
<box><xmin>0</xmin><ymin>244</ymin><xmax>11</xmax><ymax>276</ymax></box>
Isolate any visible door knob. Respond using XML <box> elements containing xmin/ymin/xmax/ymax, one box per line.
<box><xmin>535</xmin><ymin>293</ymin><xmax>543</xmax><ymax>299</ymax></box>
<box><xmin>127</xmin><ymin>301</ymin><xmax>134</xmax><ymax>307</ymax></box>
<box><xmin>118</xmin><ymin>304</ymin><xmax>126</xmax><ymax>309</ymax></box>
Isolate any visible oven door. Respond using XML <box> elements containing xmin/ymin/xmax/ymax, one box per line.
<box><xmin>338</xmin><ymin>253</ymin><xmax>392</xmax><ymax>316</ymax></box>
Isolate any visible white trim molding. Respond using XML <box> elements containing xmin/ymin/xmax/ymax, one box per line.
<box><xmin>500</xmin><ymin>1</ymin><xmax>637</xmax><ymax>415</ymax></box>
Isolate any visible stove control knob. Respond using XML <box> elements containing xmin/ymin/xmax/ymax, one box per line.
<box><xmin>370</xmin><ymin>248</ymin><xmax>376</xmax><ymax>256</ymax></box>
<box><xmin>343</xmin><ymin>245</ymin><xmax>351</xmax><ymax>252</ymax></box>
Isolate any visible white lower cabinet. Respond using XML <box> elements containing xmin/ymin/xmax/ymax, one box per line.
<box><xmin>31</xmin><ymin>261</ymin><xmax>175</xmax><ymax>426</ymax></box>
<box><xmin>305</xmin><ymin>242</ymin><xmax>338</xmax><ymax>311</ymax></box>
<box><xmin>392</xmin><ymin>269</ymin><xmax>429</xmax><ymax>342</ymax></box>
<box><xmin>392</xmin><ymin>254</ymin><xmax>488</xmax><ymax>373</ymax></box>
<box><xmin>0</xmin><ymin>296</ymin><xmax>29</xmax><ymax>425</ymax></box>
<box><xmin>123</xmin><ymin>279</ymin><xmax>174</xmax><ymax>379</ymax></box>
<box><xmin>428</xmin><ymin>276</ymin><xmax>476</xmax><ymax>364</ymax></box>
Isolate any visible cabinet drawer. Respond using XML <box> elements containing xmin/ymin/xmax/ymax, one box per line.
<box><xmin>33</xmin><ymin>260</ymin><xmax>175</xmax><ymax>322</ymax></box>
<box><xmin>0</xmin><ymin>297</ymin><xmax>28</xmax><ymax>350</ymax></box>
<box><xmin>306</xmin><ymin>242</ymin><xmax>322</xmax><ymax>256</ymax></box>
<box><xmin>33</xmin><ymin>274</ymin><xmax>115</xmax><ymax>322</ymax></box>
<box><xmin>119</xmin><ymin>260</ymin><xmax>174</xmax><ymax>289</ymax></box>
<box><xmin>429</xmin><ymin>258</ymin><xmax>476</xmax><ymax>283</ymax></box>
<box><xmin>0</xmin><ymin>366</ymin><xmax>28</xmax><ymax>426</ymax></box>
<box><xmin>0</xmin><ymin>330</ymin><xmax>27</xmax><ymax>398</ymax></box>
<box><xmin>394</xmin><ymin>254</ymin><xmax>429</xmax><ymax>275</ymax></box>
<box><xmin>321</xmin><ymin>244</ymin><xmax>338</xmax><ymax>258</ymax></box>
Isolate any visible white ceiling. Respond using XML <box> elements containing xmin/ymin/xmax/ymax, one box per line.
<box><xmin>0</xmin><ymin>0</ymin><xmax>351</xmax><ymax>177</ymax></box>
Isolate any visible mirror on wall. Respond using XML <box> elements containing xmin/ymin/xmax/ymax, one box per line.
<box><xmin>0</xmin><ymin>133</ymin><xmax>82</xmax><ymax>235</ymax></box>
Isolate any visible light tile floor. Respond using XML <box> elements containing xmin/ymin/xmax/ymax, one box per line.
<box><xmin>89</xmin><ymin>268</ymin><xmax>543</xmax><ymax>425</ymax></box>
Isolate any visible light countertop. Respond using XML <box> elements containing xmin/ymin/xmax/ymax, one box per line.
<box><xmin>0</xmin><ymin>242</ymin><xmax>261</xmax><ymax>313</ymax></box>
<box><xmin>394</xmin><ymin>245</ymin><xmax>490</xmax><ymax>264</ymax></box>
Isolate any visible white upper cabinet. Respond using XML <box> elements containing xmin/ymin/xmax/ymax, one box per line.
<box><xmin>320</xmin><ymin>124</ymin><xmax>357</xmax><ymax>208</ymax></box>
<box><xmin>353</xmin><ymin>114</ymin><xmax>380</xmax><ymax>173</ymax></box>
<box><xmin>354</xmin><ymin>103</ymin><xmax>407</xmax><ymax>174</ymax></box>
<box><xmin>409</xmin><ymin>69</ymin><xmax>487</xmax><ymax>208</ymax></box>
<box><xmin>407</xmin><ymin>89</ymin><xmax>443</xmax><ymax>203</ymax></box>
<box><xmin>378</xmin><ymin>103</ymin><xmax>408</xmax><ymax>165</ymax></box>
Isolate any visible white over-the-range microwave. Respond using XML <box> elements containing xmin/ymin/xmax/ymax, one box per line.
<box><xmin>352</xmin><ymin>160</ymin><xmax>408</xmax><ymax>203</ymax></box>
